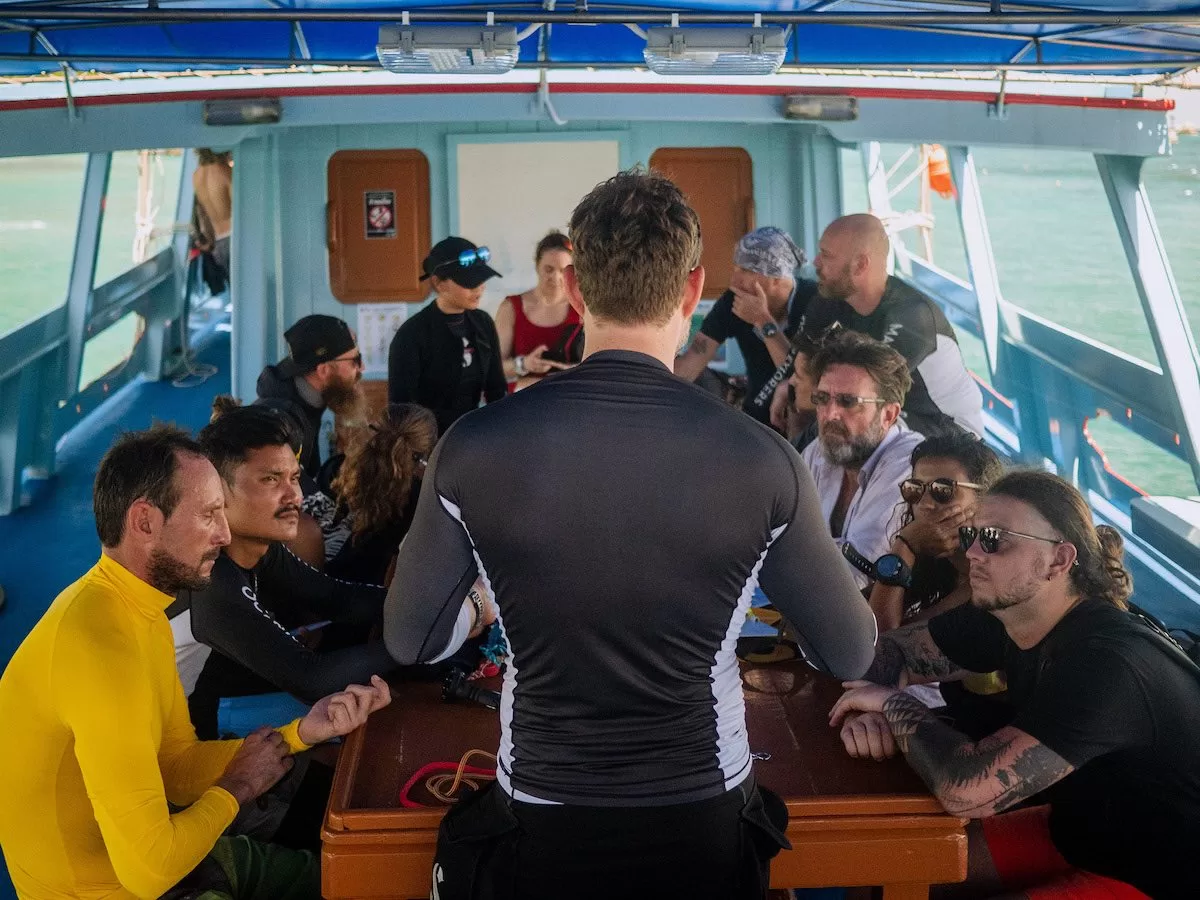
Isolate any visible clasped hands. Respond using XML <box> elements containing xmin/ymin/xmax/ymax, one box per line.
<box><xmin>829</xmin><ymin>681</ymin><xmax>905</xmax><ymax>762</ymax></box>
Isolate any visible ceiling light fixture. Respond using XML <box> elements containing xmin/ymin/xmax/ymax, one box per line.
<box><xmin>377</xmin><ymin>24</ymin><xmax>520</xmax><ymax>75</ymax></box>
<box><xmin>643</xmin><ymin>26</ymin><xmax>787</xmax><ymax>76</ymax></box>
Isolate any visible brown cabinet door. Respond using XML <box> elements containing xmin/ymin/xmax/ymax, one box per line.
<box><xmin>327</xmin><ymin>150</ymin><xmax>431</xmax><ymax>303</ymax></box>
<box><xmin>650</xmin><ymin>147</ymin><xmax>755</xmax><ymax>298</ymax></box>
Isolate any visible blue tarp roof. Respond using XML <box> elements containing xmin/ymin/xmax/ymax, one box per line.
<box><xmin>0</xmin><ymin>1</ymin><xmax>1199</xmax><ymax>77</ymax></box>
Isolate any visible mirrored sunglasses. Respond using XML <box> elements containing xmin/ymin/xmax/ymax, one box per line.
<box><xmin>959</xmin><ymin>525</ymin><xmax>1066</xmax><ymax>554</ymax></box>
<box><xmin>810</xmin><ymin>391</ymin><xmax>889</xmax><ymax>411</ymax></box>
<box><xmin>900</xmin><ymin>477</ymin><xmax>984</xmax><ymax>505</ymax></box>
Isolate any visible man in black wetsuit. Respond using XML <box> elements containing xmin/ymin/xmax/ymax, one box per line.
<box><xmin>170</xmin><ymin>406</ymin><xmax>490</xmax><ymax>740</ymax></box>
<box><xmin>674</xmin><ymin>226</ymin><xmax>808</xmax><ymax>426</ymax></box>
<box><xmin>256</xmin><ymin>314</ymin><xmax>365</xmax><ymax>482</ymax></box>
<box><xmin>383</xmin><ymin>171</ymin><xmax>878</xmax><ymax>900</ymax></box>
<box><xmin>770</xmin><ymin>214</ymin><xmax>984</xmax><ymax>441</ymax></box>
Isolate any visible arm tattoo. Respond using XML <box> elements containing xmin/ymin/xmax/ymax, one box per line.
<box><xmin>863</xmin><ymin>624</ymin><xmax>963</xmax><ymax>686</ymax></box>
<box><xmin>882</xmin><ymin>693</ymin><xmax>1073</xmax><ymax>816</ymax></box>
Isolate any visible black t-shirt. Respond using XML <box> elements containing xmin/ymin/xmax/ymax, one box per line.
<box><xmin>699</xmin><ymin>288</ymin><xmax>809</xmax><ymax>424</ymax></box>
<box><xmin>795</xmin><ymin>277</ymin><xmax>983</xmax><ymax>437</ymax></box>
<box><xmin>929</xmin><ymin>600</ymin><xmax>1200</xmax><ymax>897</ymax></box>
<box><xmin>445</xmin><ymin>311</ymin><xmax>483</xmax><ymax>416</ymax></box>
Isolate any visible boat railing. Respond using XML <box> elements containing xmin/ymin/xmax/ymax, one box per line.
<box><xmin>0</xmin><ymin>246</ymin><xmax>189</xmax><ymax>515</ymax></box>
<box><xmin>905</xmin><ymin>256</ymin><xmax>1200</xmax><ymax>624</ymax></box>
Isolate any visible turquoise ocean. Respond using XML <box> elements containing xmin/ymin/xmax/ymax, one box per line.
<box><xmin>2</xmin><ymin>141</ymin><xmax>1200</xmax><ymax>495</ymax></box>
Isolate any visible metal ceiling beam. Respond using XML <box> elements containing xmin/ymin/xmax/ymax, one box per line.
<box><xmin>3</xmin><ymin>6</ymin><xmax>1200</xmax><ymax>26</ymax></box>
<box><xmin>0</xmin><ymin>51</ymin><xmax>1195</xmax><ymax>71</ymax></box>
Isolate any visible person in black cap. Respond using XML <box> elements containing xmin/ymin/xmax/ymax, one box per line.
<box><xmin>255</xmin><ymin>313</ymin><xmax>364</xmax><ymax>481</ymax></box>
<box><xmin>388</xmin><ymin>237</ymin><xmax>507</xmax><ymax>434</ymax></box>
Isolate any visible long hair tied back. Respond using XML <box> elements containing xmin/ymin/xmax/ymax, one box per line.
<box><xmin>332</xmin><ymin>403</ymin><xmax>437</xmax><ymax>541</ymax></box>
<box><xmin>986</xmin><ymin>470</ymin><xmax>1132</xmax><ymax>609</ymax></box>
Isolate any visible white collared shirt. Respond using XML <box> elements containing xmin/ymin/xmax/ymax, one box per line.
<box><xmin>801</xmin><ymin>420</ymin><xmax>925</xmax><ymax>589</ymax></box>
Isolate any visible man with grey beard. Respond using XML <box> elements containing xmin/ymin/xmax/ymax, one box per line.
<box><xmin>797</xmin><ymin>330</ymin><xmax>923</xmax><ymax>589</ymax></box>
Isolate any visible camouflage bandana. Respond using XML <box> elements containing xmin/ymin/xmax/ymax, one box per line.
<box><xmin>733</xmin><ymin>227</ymin><xmax>806</xmax><ymax>279</ymax></box>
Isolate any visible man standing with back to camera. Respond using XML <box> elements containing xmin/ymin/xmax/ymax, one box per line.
<box><xmin>382</xmin><ymin>171</ymin><xmax>877</xmax><ymax>900</ymax></box>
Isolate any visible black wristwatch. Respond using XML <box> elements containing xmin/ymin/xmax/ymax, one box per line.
<box><xmin>841</xmin><ymin>542</ymin><xmax>876</xmax><ymax>579</ymax></box>
<box><xmin>874</xmin><ymin>553</ymin><xmax>913</xmax><ymax>589</ymax></box>
<box><xmin>760</xmin><ymin>321</ymin><xmax>780</xmax><ymax>339</ymax></box>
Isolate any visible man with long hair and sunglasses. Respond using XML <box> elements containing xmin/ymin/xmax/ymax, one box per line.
<box><xmin>388</xmin><ymin>236</ymin><xmax>508</xmax><ymax>434</ymax></box>
<box><xmin>256</xmin><ymin>313</ymin><xmax>366</xmax><ymax>482</ymax></box>
<box><xmin>831</xmin><ymin>470</ymin><xmax>1200</xmax><ymax>899</ymax></box>
<box><xmin>797</xmin><ymin>330</ymin><xmax>924</xmax><ymax>590</ymax></box>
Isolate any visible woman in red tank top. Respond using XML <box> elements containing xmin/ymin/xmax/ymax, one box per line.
<box><xmin>495</xmin><ymin>231</ymin><xmax>582</xmax><ymax>391</ymax></box>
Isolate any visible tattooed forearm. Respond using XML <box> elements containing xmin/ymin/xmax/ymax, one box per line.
<box><xmin>882</xmin><ymin>695</ymin><xmax>1074</xmax><ymax>817</ymax></box>
<box><xmin>863</xmin><ymin>636</ymin><xmax>906</xmax><ymax>686</ymax></box>
<box><xmin>863</xmin><ymin>624</ymin><xmax>963</xmax><ymax>686</ymax></box>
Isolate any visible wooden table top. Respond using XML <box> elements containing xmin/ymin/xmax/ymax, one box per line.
<box><xmin>328</xmin><ymin>661</ymin><xmax>944</xmax><ymax>830</ymax></box>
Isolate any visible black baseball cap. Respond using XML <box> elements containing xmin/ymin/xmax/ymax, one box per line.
<box><xmin>277</xmin><ymin>314</ymin><xmax>356</xmax><ymax>377</ymax></box>
<box><xmin>420</xmin><ymin>236</ymin><xmax>501</xmax><ymax>289</ymax></box>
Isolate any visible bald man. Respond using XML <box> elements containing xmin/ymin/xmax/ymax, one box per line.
<box><xmin>773</xmin><ymin>214</ymin><xmax>984</xmax><ymax>439</ymax></box>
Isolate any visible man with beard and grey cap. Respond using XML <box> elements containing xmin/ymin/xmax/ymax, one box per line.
<box><xmin>797</xmin><ymin>330</ymin><xmax>923</xmax><ymax>590</ymax></box>
<box><xmin>674</xmin><ymin>226</ymin><xmax>810</xmax><ymax>426</ymax></box>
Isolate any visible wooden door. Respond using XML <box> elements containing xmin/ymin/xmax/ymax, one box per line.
<box><xmin>650</xmin><ymin>147</ymin><xmax>755</xmax><ymax>298</ymax></box>
<box><xmin>327</xmin><ymin>149</ymin><xmax>431</xmax><ymax>303</ymax></box>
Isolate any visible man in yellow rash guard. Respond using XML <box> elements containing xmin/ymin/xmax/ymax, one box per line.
<box><xmin>0</xmin><ymin>425</ymin><xmax>391</xmax><ymax>899</ymax></box>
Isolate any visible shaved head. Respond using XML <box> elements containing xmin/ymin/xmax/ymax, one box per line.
<box><xmin>814</xmin><ymin>214</ymin><xmax>892</xmax><ymax>310</ymax></box>
<box><xmin>825</xmin><ymin>214</ymin><xmax>890</xmax><ymax>264</ymax></box>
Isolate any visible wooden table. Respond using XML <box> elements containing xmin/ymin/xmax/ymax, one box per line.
<box><xmin>322</xmin><ymin>663</ymin><xmax>967</xmax><ymax>899</ymax></box>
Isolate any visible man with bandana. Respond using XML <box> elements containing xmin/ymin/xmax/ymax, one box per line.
<box><xmin>674</xmin><ymin>227</ymin><xmax>809</xmax><ymax>426</ymax></box>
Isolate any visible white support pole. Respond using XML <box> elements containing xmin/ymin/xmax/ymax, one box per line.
<box><xmin>63</xmin><ymin>152</ymin><xmax>111</xmax><ymax>398</ymax></box>
<box><xmin>862</xmin><ymin>141</ymin><xmax>910</xmax><ymax>276</ymax></box>
<box><xmin>1096</xmin><ymin>153</ymin><xmax>1200</xmax><ymax>491</ymax></box>
<box><xmin>946</xmin><ymin>145</ymin><xmax>1002</xmax><ymax>379</ymax></box>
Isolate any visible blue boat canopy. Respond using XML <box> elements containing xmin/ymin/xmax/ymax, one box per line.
<box><xmin>0</xmin><ymin>1</ymin><xmax>1199</xmax><ymax>78</ymax></box>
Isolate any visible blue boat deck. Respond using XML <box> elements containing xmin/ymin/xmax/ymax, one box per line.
<box><xmin>0</xmin><ymin>330</ymin><xmax>231</xmax><ymax>670</ymax></box>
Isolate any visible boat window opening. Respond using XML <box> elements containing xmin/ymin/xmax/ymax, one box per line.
<box><xmin>1086</xmin><ymin>413</ymin><xmax>1198</xmax><ymax>498</ymax></box>
<box><xmin>874</xmin><ymin>142</ymin><xmax>970</xmax><ymax>285</ymax></box>
<box><xmin>1141</xmin><ymin>141</ymin><xmax>1200</xmax><ymax>345</ymax></box>
<box><xmin>78</xmin><ymin>310</ymin><xmax>142</xmax><ymax>392</ymax></box>
<box><xmin>839</xmin><ymin>145</ymin><xmax>869</xmax><ymax>217</ymax></box>
<box><xmin>0</xmin><ymin>153</ymin><xmax>87</xmax><ymax>339</ymax></box>
<box><xmin>972</xmin><ymin>146</ymin><xmax>1155</xmax><ymax>364</ymax></box>
<box><xmin>93</xmin><ymin>148</ymin><xmax>183</xmax><ymax>290</ymax></box>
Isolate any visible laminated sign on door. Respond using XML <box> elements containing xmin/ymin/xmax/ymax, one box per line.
<box><xmin>365</xmin><ymin>190</ymin><xmax>396</xmax><ymax>239</ymax></box>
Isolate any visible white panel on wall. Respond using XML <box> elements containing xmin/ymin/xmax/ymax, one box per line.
<box><xmin>455</xmin><ymin>139</ymin><xmax>620</xmax><ymax>313</ymax></box>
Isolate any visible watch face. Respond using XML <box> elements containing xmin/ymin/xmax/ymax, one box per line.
<box><xmin>875</xmin><ymin>554</ymin><xmax>903</xmax><ymax>579</ymax></box>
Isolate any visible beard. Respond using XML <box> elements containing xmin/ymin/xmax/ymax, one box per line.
<box><xmin>971</xmin><ymin>561</ymin><xmax>1045</xmax><ymax>612</ymax></box>
<box><xmin>817</xmin><ymin>263</ymin><xmax>854</xmax><ymax>301</ymax></box>
<box><xmin>820</xmin><ymin>418</ymin><xmax>887</xmax><ymax>468</ymax></box>
<box><xmin>324</xmin><ymin>377</ymin><xmax>365</xmax><ymax>419</ymax></box>
<box><xmin>147</xmin><ymin>546</ymin><xmax>219</xmax><ymax>594</ymax></box>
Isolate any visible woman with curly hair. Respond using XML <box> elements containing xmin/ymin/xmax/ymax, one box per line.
<box><xmin>323</xmin><ymin>402</ymin><xmax>437</xmax><ymax>584</ymax></box>
<box><xmin>869</xmin><ymin>432</ymin><xmax>1006</xmax><ymax>632</ymax></box>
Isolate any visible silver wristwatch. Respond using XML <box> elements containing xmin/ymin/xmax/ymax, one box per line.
<box><xmin>514</xmin><ymin>355</ymin><xmax>527</xmax><ymax>377</ymax></box>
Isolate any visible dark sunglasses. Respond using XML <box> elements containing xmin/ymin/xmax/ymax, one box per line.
<box><xmin>811</xmin><ymin>391</ymin><xmax>889</xmax><ymax>411</ymax></box>
<box><xmin>436</xmin><ymin>246</ymin><xmax>491</xmax><ymax>272</ymax></box>
<box><xmin>900</xmin><ymin>477</ymin><xmax>984</xmax><ymax>505</ymax></box>
<box><xmin>330</xmin><ymin>351</ymin><xmax>363</xmax><ymax>368</ymax></box>
<box><xmin>959</xmin><ymin>525</ymin><xmax>1066</xmax><ymax>554</ymax></box>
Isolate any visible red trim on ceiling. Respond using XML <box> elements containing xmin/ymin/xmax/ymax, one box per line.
<box><xmin>0</xmin><ymin>81</ymin><xmax>1174</xmax><ymax>114</ymax></box>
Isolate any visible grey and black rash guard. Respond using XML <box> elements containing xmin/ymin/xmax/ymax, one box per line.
<box><xmin>384</xmin><ymin>349</ymin><xmax>877</xmax><ymax>807</ymax></box>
